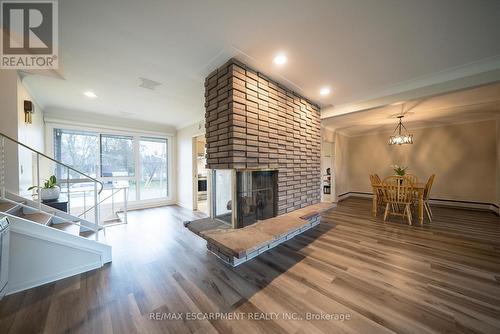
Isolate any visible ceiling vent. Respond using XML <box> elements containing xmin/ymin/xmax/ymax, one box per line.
<box><xmin>139</xmin><ymin>77</ymin><xmax>162</xmax><ymax>90</ymax></box>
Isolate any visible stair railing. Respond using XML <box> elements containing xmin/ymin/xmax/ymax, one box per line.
<box><xmin>0</xmin><ymin>132</ymin><xmax>104</xmax><ymax>230</ymax></box>
<box><xmin>77</xmin><ymin>186</ymin><xmax>128</xmax><ymax>225</ymax></box>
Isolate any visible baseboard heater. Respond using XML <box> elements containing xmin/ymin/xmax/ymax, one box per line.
<box><xmin>338</xmin><ymin>192</ymin><xmax>499</xmax><ymax>215</ymax></box>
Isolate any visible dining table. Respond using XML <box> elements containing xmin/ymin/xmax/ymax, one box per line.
<box><xmin>371</xmin><ymin>181</ymin><xmax>426</xmax><ymax>225</ymax></box>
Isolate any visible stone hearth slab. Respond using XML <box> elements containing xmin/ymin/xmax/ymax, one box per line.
<box><xmin>184</xmin><ymin>202</ymin><xmax>335</xmax><ymax>266</ymax></box>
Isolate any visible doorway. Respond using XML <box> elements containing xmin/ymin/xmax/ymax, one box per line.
<box><xmin>193</xmin><ymin>135</ymin><xmax>208</xmax><ymax>214</ymax></box>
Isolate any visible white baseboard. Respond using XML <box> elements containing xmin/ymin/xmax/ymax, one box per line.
<box><xmin>6</xmin><ymin>261</ymin><xmax>102</xmax><ymax>295</ymax></box>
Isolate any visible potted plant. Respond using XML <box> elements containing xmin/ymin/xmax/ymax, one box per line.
<box><xmin>391</xmin><ymin>165</ymin><xmax>408</xmax><ymax>177</ymax></box>
<box><xmin>28</xmin><ymin>175</ymin><xmax>61</xmax><ymax>202</ymax></box>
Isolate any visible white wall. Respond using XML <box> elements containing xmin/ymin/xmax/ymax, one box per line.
<box><xmin>0</xmin><ymin>72</ymin><xmax>46</xmax><ymax>195</ymax></box>
<box><xmin>44</xmin><ymin>108</ymin><xmax>176</xmax><ymax>135</ymax></box>
<box><xmin>17</xmin><ymin>76</ymin><xmax>45</xmax><ymax>196</ymax></box>
<box><xmin>176</xmin><ymin>122</ymin><xmax>204</xmax><ymax>209</ymax></box>
<box><xmin>0</xmin><ymin>71</ymin><xmax>20</xmax><ymax>193</ymax></box>
<box><xmin>8</xmin><ymin>230</ymin><xmax>102</xmax><ymax>294</ymax></box>
<box><xmin>3</xmin><ymin>211</ymin><xmax>110</xmax><ymax>295</ymax></box>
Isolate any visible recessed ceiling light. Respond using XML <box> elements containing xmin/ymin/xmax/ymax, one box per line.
<box><xmin>273</xmin><ymin>54</ymin><xmax>287</xmax><ymax>66</ymax></box>
<box><xmin>320</xmin><ymin>87</ymin><xmax>331</xmax><ymax>96</ymax></box>
<box><xmin>83</xmin><ymin>91</ymin><xmax>97</xmax><ymax>98</ymax></box>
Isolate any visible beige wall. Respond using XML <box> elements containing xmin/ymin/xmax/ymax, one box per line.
<box><xmin>340</xmin><ymin>120</ymin><xmax>497</xmax><ymax>204</ymax></box>
<box><xmin>334</xmin><ymin>132</ymin><xmax>350</xmax><ymax>200</ymax></box>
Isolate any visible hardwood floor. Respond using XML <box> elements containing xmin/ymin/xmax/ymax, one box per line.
<box><xmin>1</xmin><ymin>198</ymin><xmax>499</xmax><ymax>333</ymax></box>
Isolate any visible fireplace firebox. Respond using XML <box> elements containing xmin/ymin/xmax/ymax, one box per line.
<box><xmin>211</xmin><ymin>170</ymin><xmax>277</xmax><ymax>228</ymax></box>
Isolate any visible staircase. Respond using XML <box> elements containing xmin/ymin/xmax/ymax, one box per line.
<box><xmin>0</xmin><ymin>132</ymin><xmax>116</xmax><ymax>295</ymax></box>
<box><xmin>0</xmin><ymin>191</ymin><xmax>104</xmax><ymax>239</ymax></box>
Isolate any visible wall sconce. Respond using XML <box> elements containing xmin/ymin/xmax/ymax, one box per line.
<box><xmin>24</xmin><ymin>100</ymin><xmax>34</xmax><ymax>124</ymax></box>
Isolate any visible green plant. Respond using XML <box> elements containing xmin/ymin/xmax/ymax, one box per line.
<box><xmin>28</xmin><ymin>175</ymin><xmax>58</xmax><ymax>191</ymax></box>
<box><xmin>391</xmin><ymin>165</ymin><xmax>408</xmax><ymax>176</ymax></box>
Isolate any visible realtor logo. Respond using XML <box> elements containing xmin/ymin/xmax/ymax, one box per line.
<box><xmin>1</xmin><ymin>0</ymin><xmax>58</xmax><ymax>69</ymax></box>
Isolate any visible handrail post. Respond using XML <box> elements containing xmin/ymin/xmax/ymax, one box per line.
<box><xmin>0</xmin><ymin>136</ymin><xmax>5</xmax><ymax>199</ymax></box>
<box><xmin>94</xmin><ymin>182</ymin><xmax>99</xmax><ymax>231</ymax></box>
<box><xmin>83</xmin><ymin>190</ymin><xmax>87</xmax><ymax>219</ymax></box>
<box><xmin>36</xmin><ymin>153</ymin><xmax>41</xmax><ymax>211</ymax></box>
<box><xmin>66</xmin><ymin>167</ymin><xmax>71</xmax><ymax>214</ymax></box>
<box><xmin>123</xmin><ymin>187</ymin><xmax>128</xmax><ymax>224</ymax></box>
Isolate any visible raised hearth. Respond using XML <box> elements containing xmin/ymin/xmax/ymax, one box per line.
<box><xmin>185</xmin><ymin>202</ymin><xmax>335</xmax><ymax>266</ymax></box>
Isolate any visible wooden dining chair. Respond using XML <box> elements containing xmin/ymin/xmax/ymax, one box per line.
<box><xmin>369</xmin><ymin>174</ymin><xmax>384</xmax><ymax>207</ymax></box>
<box><xmin>423</xmin><ymin>174</ymin><xmax>435</xmax><ymax>222</ymax></box>
<box><xmin>381</xmin><ymin>176</ymin><xmax>415</xmax><ymax>225</ymax></box>
<box><xmin>403</xmin><ymin>174</ymin><xmax>418</xmax><ymax>184</ymax></box>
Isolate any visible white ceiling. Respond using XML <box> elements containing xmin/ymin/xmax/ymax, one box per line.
<box><xmin>322</xmin><ymin>82</ymin><xmax>500</xmax><ymax>136</ymax></box>
<box><xmin>22</xmin><ymin>0</ymin><xmax>500</xmax><ymax>129</ymax></box>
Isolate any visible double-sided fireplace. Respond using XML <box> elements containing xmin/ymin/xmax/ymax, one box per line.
<box><xmin>211</xmin><ymin>170</ymin><xmax>277</xmax><ymax>228</ymax></box>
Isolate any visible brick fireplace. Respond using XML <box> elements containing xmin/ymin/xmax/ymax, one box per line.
<box><xmin>205</xmin><ymin>59</ymin><xmax>321</xmax><ymax>226</ymax></box>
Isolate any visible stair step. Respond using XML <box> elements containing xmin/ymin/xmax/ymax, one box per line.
<box><xmin>16</xmin><ymin>212</ymin><xmax>52</xmax><ymax>225</ymax></box>
<box><xmin>51</xmin><ymin>222</ymin><xmax>81</xmax><ymax>236</ymax></box>
<box><xmin>79</xmin><ymin>230</ymin><xmax>106</xmax><ymax>240</ymax></box>
<box><xmin>79</xmin><ymin>230</ymin><xmax>94</xmax><ymax>238</ymax></box>
<box><xmin>0</xmin><ymin>201</ymin><xmax>18</xmax><ymax>213</ymax></box>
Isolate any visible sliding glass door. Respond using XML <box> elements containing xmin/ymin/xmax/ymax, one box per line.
<box><xmin>53</xmin><ymin>128</ymin><xmax>170</xmax><ymax>205</ymax></box>
<box><xmin>139</xmin><ymin>137</ymin><xmax>168</xmax><ymax>200</ymax></box>
<box><xmin>100</xmin><ymin>134</ymin><xmax>135</xmax><ymax>178</ymax></box>
<box><xmin>53</xmin><ymin>129</ymin><xmax>99</xmax><ymax>180</ymax></box>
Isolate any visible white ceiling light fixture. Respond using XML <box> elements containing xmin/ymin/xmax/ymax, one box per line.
<box><xmin>83</xmin><ymin>91</ymin><xmax>97</xmax><ymax>98</ymax></box>
<box><xmin>273</xmin><ymin>54</ymin><xmax>287</xmax><ymax>66</ymax></box>
<box><xmin>388</xmin><ymin>105</ymin><xmax>413</xmax><ymax>145</ymax></box>
<box><xmin>320</xmin><ymin>87</ymin><xmax>331</xmax><ymax>96</ymax></box>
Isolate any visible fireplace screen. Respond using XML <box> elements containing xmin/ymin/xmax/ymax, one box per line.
<box><xmin>212</xmin><ymin>170</ymin><xmax>278</xmax><ymax>228</ymax></box>
<box><xmin>213</xmin><ymin>169</ymin><xmax>233</xmax><ymax>224</ymax></box>
<box><xmin>236</xmin><ymin>170</ymin><xmax>277</xmax><ymax>228</ymax></box>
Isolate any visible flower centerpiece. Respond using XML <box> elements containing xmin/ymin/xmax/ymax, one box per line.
<box><xmin>391</xmin><ymin>165</ymin><xmax>408</xmax><ymax>177</ymax></box>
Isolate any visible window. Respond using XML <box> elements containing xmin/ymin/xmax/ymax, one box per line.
<box><xmin>140</xmin><ymin>137</ymin><xmax>168</xmax><ymax>200</ymax></box>
<box><xmin>54</xmin><ymin>129</ymin><xmax>99</xmax><ymax>179</ymax></box>
<box><xmin>53</xmin><ymin>128</ymin><xmax>170</xmax><ymax>203</ymax></box>
<box><xmin>100</xmin><ymin>134</ymin><xmax>134</xmax><ymax>177</ymax></box>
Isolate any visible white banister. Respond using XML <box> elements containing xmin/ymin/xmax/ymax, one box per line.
<box><xmin>93</xmin><ymin>182</ymin><xmax>99</xmax><ymax>230</ymax></box>
<box><xmin>66</xmin><ymin>167</ymin><xmax>70</xmax><ymax>214</ymax></box>
<box><xmin>123</xmin><ymin>187</ymin><xmax>128</xmax><ymax>224</ymax></box>
<box><xmin>36</xmin><ymin>153</ymin><xmax>41</xmax><ymax>211</ymax></box>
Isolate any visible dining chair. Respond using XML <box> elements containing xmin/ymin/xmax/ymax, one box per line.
<box><xmin>381</xmin><ymin>176</ymin><xmax>415</xmax><ymax>225</ymax></box>
<box><xmin>369</xmin><ymin>174</ymin><xmax>384</xmax><ymax>207</ymax></box>
<box><xmin>403</xmin><ymin>174</ymin><xmax>418</xmax><ymax>184</ymax></box>
<box><xmin>423</xmin><ymin>174</ymin><xmax>435</xmax><ymax>222</ymax></box>
<box><xmin>404</xmin><ymin>174</ymin><xmax>419</xmax><ymax>210</ymax></box>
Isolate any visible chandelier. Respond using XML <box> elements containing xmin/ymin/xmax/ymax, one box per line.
<box><xmin>388</xmin><ymin>115</ymin><xmax>413</xmax><ymax>145</ymax></box>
